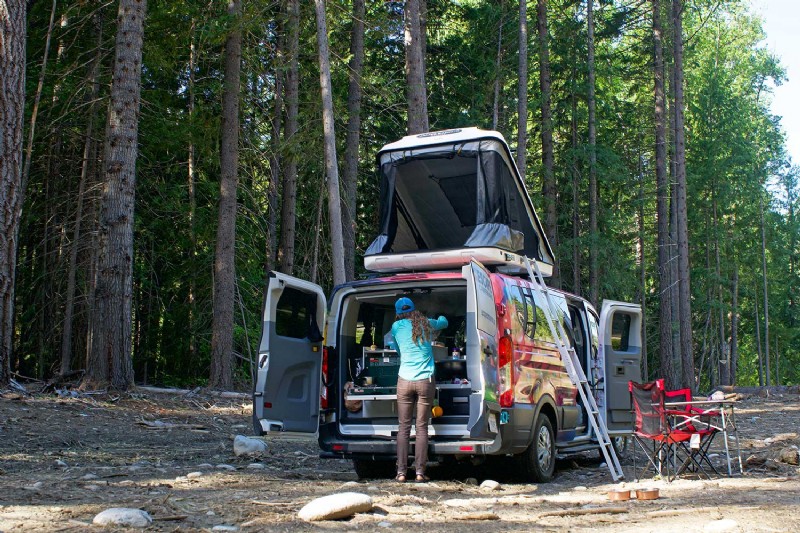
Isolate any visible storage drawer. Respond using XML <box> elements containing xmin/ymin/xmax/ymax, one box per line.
<box><xmin>438</xmin><ymin>387</ymin><xmax>471</xmax><ymax>416</ymax></box>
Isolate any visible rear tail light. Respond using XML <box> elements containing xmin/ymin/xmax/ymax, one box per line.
<box><xmin>320</xmin><ymin>347</ymin><xmax>330</xmax><ymax>409</ymax></box>
<box><xmin>497</xmin><ymin>335</ymin><xmax>514</xmax><ymax>408</ymax></box>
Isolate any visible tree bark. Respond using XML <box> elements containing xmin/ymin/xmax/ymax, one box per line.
<box><xmin>314</xmin><ymin>0</ymin><xmax>346</xmax><ymax>287</ymax></box>
<box><xmin>729</xmin><ymin>262</ymin><xmax>738</xmax><ymax>385</ymax></box>
<box><xmin>342</xmin><ymin>0</ymin><xmax>365</xmax><ymax>282</ymax></box>
<box><xmin>187</xmin><ymin>18</ymin><xmax>198</xmax><ymax>364</ymax></box>
<box><xmin>571</xmin><ymin>76</ymin><xmax>581</xmax><ymax>295</ymax></box>
<box><xmin>210</xmin><ymin>0</ymin><xmax>242</xmax><ymax>390</ymax></box>
<box><xmin>587</xmin><ymin>0</ymin><xmax>598</xmax><ymax>304</ymax></box>
<box><xmin>492</xmin><ymin>2</ymin><xmax>504</xmax><ymax>130</ymax></box>
<box><xmin>87</xmin><ymin>0</ymin><xmax>147</xmax><ymax>390</ymax></box>
<box><xmin>759</xmin><ymin>193</ymin><xmax>770</xmax><ymax>385</ymax></box>
<box><xmin>278</xmin><ymin>0</ymin><xmax>299</xmax><ymax>275</ymax></box>
<box><xmin>0</xmin><ymin>0</ymin><xmax>27</xmax><ymax>387</ymax></box>
<box><xmin>22</xmin><ymin>0</ymin><xmax>57</xmax><ymax>194</ymax></box>
<box><xmin>671</xmin><ymin>0</ymin><xmax>694</xmax><ymax>391</ymax></box>
<box><xmin>653</xmin><ymin>0</ymin><xmax>677</xmax><ymax>389</ymax></box>
<box><xmin>405</xmin><ymin>0</ymin><xmax>429</xmax><ymax>134</ymax></box>
<box><xmin>267</xmin><ymin>23</ymin><xmax>283</xmax><ymax>273</ymax></box>
<box><xmin>754</xmin><ymin>281</ymin><xmax>764</xmax><ymax>386</ymax></box>
<box><xmin>538</xmin><ymin>0</ymin><xmax>557</xmax><ymax>286</ymax></box>
<box><xmin>61</xmin><ymin>13</ymin><xmax>104</xmax><ymax>375</ymax></box>
<box><xmin>516</xmin><ymin>0</ymin><xmax>528</xmax><ymax>176</ymax></box>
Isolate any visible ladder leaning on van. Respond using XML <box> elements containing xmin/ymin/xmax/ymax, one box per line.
<box><xmin>523</xmin><ymin>257</ymin><xmax>625</xmax><ymax>481</ymax></box>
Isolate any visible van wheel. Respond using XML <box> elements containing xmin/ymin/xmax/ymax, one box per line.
<box><xmin>352</xmin><ymin>459</ymin><xmax>394</xmax><ymax>480</ymax></box>
<box><xmin>518</xmin><ymin>414</ymin><xmax>556</xmax><ymax>483</ymax></box>
<box><xmin>596</xmin><ymin>435</ymin><xmax>629</xmax><ymax>463</ymax></box>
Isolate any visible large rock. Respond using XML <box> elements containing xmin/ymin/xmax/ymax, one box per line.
<box><xmin>233</xmin><ymin>435</ymin><xmax>268</xmax><ymax>457</ymax></box>
<box><xmin>92</xmin><ymin>508</ymin><xmax>152</xmax><ymax>528</ymax></box>
<box><xmin>297</xmin><ymin>492</ymin><xmax>373</xmax><ymax>522</ymax></box>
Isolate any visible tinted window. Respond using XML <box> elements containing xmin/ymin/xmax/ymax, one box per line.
<box><xmin>611</xmin><ymin>313</ymin><xmax>632</xmax><ymax>351</ymax></box>
<box><xmin>275</xmin><ymin>287</ymin><xmax>321</xmax><ymax>341</ymax></box>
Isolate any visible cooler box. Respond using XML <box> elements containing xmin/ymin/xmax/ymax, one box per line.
<box><xmin>366</xmin><ymin>354</ymin><xmax>401</xmax><ymax>387</ymax></box>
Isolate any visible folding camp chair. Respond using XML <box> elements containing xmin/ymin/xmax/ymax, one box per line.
<box><xmin>663</xmin><ymin>387</ymin><xmax>720</xmax><ymax>477</ymax></box>
<box><xmin>629</xmin><ymin>380</ymin><xmax>717</xmax><ymax>481</ymax></box>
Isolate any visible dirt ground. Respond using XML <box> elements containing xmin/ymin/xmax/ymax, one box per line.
<box><xmin>1</xmin><ymin>386</ymin><xmax>799</xmax><ymax>532</ymax></box>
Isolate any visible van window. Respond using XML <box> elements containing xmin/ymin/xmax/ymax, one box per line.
<box><xmin>516</xmin><ymin>286</ymin><xmax>536</xmax><ymax>339</ymax></box>
<box><xmin>611</xmin><ymin>312</ymin><xmax>632</xmax><ymax>351</ymax></box>
<box><xmin>275</xmin><ymin>287</ymin><xmax>321</xmax><ymax>341</ymax></box>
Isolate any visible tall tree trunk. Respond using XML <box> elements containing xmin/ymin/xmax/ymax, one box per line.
<box><xmin>187</xmin><ymin>18</ymin><xmax>198</xmax><ymax>364</ymax></box>
<box><xmin>0</xmin><ymin>0</ymin><xmax>27</xmax><ymax>386</ymax></box>
<box><xmin>87</xmin><ymin>0</ymin><xmax>147</xmax><ymax>390</ymax></box>
<box><xmin>279</xmin><ymin>0</ymin><xmax>299</xmax><ymax>274</ymax></box>
<box><xmin>405</xmin><ymin>0</ymin><xmax>428</xmax><ymax>134</ymax></box>
<box><xmin>637</xmin><ymin>150</ymin><xmax>648</xmax><ymax>380</ymax></box>
<box><xmin>759</xmin><ymin>194</ymin><xmax>770</xmax><ymax>385</ymax></box>
<box><xmin>538</xmin><ymin>0</ymin><xmax>557</xmax><ymax>286</ymax></box>
<box><xmin>314</xmin><ymin>0</ymin><xmax>346</xmax><ymax>287</ymax></box>
<box><xmin>729</xmin><ymin>262</ymin><xmax>738</xmax><ymax>385</ymax></box>
<box><xmin>754</xmin><ymin>281</ymin><xmax>764</xmax><ymax>386</ymax></box>
<box><xmin>210</xmin><ymin>0</ymin><xmax>242</xmax><ymax>390</ymax></box>
<box><xmin>310</xmin><ymin>179</ymin><xmax>325</xmax><ymax>285</ymax></box>
<box><xmin>516</xmin><ymin>0</ymin><xmax>528</xmax><ymax>176</ymax></box>
<box><xmin>492</xmin><ymin>2</ymin><xmax>504</xmax><ymax>130</ymax></box>
<box><xmin>267</xmin><ymin>25</ymin><xmax>283</xmax><ymax>273</ymax></box>
<box><xmin>587</xmin><ymin>0</ymin><xmax>598</xmax><ymax>304</ymax></box>
<box><xmin>342</xmin><ymin>0</ymin><xmax>365</xmax><ymax>282</ymax></box>
<box><xmin>671</xmin><ymin>0</ymin><xmax>694</xmax><ymax>391</ymax></box>
<box><xmin>61</xmin><ymin>14</ymin><xmax>104</xmax><ymax>375</ymax></box>
<box><xmin>713</xmin><ymin>190</ymin><xmax>726</xmax><ymax>385</ymax></box>
<box><xmin>571</xmin><ymin>76</ymin><xmax>581</xmax><ymax>295</ymax></box>
<box><xmin>22</xmin><ymin>0</ymin><xmax>57</xmax><ymax>194</ymax></box>
<box><xmin>653</xmin><ymin>0</ymin><xmax>676</xmax><ymax>388</ymax></box>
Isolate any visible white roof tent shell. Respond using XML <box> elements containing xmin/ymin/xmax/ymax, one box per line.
<box><xmin>364</xmin><ymin>127</ymin><xmax>555</xmax><ymax>276</ymax></box>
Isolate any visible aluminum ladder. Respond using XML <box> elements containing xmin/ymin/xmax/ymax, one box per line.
<box><xmin>524</xmin><ymin>256</ymin><xmax>625</xmax><ymax>481</ymax></box>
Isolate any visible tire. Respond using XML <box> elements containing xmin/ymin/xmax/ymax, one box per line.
<box><xmin>518</xmin><ymin>413</ymin><xmax>556</xmax><ymax>482</ymax></box>
<box><xmin>597</xmin><ymin>436</ymin><xmax>628</xmax><ymax>464</ymax></box>
<box><xmin>352</xmin><ymin>459</ymin><xmax>394</xmax><ymax>480</ymax></box>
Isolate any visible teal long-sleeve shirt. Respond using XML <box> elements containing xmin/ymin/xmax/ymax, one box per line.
<box><xmin>391</xmin><ymin>315</ymin><xmax>448</xmax><ymax>381</ymax></box>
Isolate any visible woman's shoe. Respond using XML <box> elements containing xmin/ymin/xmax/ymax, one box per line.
<box><xmin>395</xmin><ymin>473</ymin><xmax>407</xmax><ymax>483</ymax></box>
<box><xmin>415</xmin><ymin>473</ymin><xmax>429</xmax><ymax>483</ymax></box>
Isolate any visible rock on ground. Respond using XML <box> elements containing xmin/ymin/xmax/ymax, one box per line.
<box><xmin>92</xmin><ymin>508</ymin><xmax>153</xmax><ymax>528</ymax></box>
<box><xmin>233</xmin><ymin>435</ymin><xmax>268</xmax><ymax>456</ymax></box>
<box><xmin>297</xmin><ymin>492</ymin><xmax>373</xmax><ymax>522</ymax></box>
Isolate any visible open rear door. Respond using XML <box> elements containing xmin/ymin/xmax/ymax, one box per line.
<box><xmin>463</xmin><ymin>260</ymin><xmax>497</xmax><ymax>437</ymax></box>
<box><xmin>598</xmin><ymin>300</ymin><xmax>642</xmax><ymax>434</ymax></box>
<box><xmin>253</xmin><ymin>272</ymin><xmax>326</xmax><ymax>437</ymax></box>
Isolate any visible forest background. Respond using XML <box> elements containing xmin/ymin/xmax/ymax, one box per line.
<box><xmin>0</xmin><ymin>0</ymin><xmax>797</xmax><ymax>393</ymax></box>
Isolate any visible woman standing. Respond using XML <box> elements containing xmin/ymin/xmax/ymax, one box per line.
<box><xmin>391</xmin><ymin>297</ymin><xmax>448</xmax><ymax>482</ymax></box>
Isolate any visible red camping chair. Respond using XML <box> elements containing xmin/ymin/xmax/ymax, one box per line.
<box><xmin>663</xmin><ymin>387</ymin><xmax>720</xmax><ymax>477</ymax></box>
<box><xmin>629</xmin><ymin>380</ymin><xmax>717</xmax><ymax>481</ymax></box>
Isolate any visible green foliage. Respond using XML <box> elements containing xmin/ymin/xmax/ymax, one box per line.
<box><xmin>14</xmin><ymin>0</ymin><xmax>798</xmax><ymax>389</ymax></box>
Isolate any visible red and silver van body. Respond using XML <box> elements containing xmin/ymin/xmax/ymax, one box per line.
<box><xmin>252</xmin><ymin>129</ymin><xmax>642</xmax><ymax>482</ymax></box>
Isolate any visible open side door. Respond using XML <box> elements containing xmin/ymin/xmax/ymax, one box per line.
<box><xmin>597</xmin><ymin>300</ymin><xmax>642</xmax><ymax>433</ymax></box>
<box><xmin>463</xmin><ymin>260</ymin><xmax>497</xmax><ymax>437</ymax></box>
<box><xmin>253</xmin><ymin>272</ymin><xmax>326</xmax><ymax>437</ymax></box>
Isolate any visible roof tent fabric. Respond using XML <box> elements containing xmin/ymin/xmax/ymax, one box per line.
<box><xmin>365</xmin><ymin>138</ymin><xmax>545</xmax><ymax>262</ymax></box>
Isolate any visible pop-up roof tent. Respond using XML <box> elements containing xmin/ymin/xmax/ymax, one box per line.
<box><xmin>364</xmin><ymin>128</ymin><xmax>554</xmax><ymax>276</ymax></box>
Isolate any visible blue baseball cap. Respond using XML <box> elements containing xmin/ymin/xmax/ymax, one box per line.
<box><xmin>395</xmin><ymin>297</ymin><xmax>415</xmax><ymax>314</ymax></box>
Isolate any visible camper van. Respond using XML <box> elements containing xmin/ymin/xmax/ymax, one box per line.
<box><xmin>252</xmin><ymin>128</ymin><xmax>642</xmax><ymax>482</ymax></box>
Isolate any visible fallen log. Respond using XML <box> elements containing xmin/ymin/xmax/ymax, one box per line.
<box><xmin>537</xmin><ymin>506</ymin><xmax>628</xmax><ymax>518</ymax></box>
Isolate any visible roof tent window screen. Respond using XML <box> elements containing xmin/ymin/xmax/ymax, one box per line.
<box><xmin>366</xmin><ymin>139</ymin><xmax>537</xmax><ymax>258</ymax></box>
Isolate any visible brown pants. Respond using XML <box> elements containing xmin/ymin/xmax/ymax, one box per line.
<box><xmin>396</xmin><ymin>376</ymin><xmax>435</xmax><ymax>476</ymax></box>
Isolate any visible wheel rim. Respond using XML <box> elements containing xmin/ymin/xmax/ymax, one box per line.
<box><xmin>537</xmin><ymin>425</ymin><xmax>553</xmax><ymax>470</ymax></box>
<box><xmin>613</xmin><ymin>436</ymin><xmax>627</xmax><ymax>455</ymax></box>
